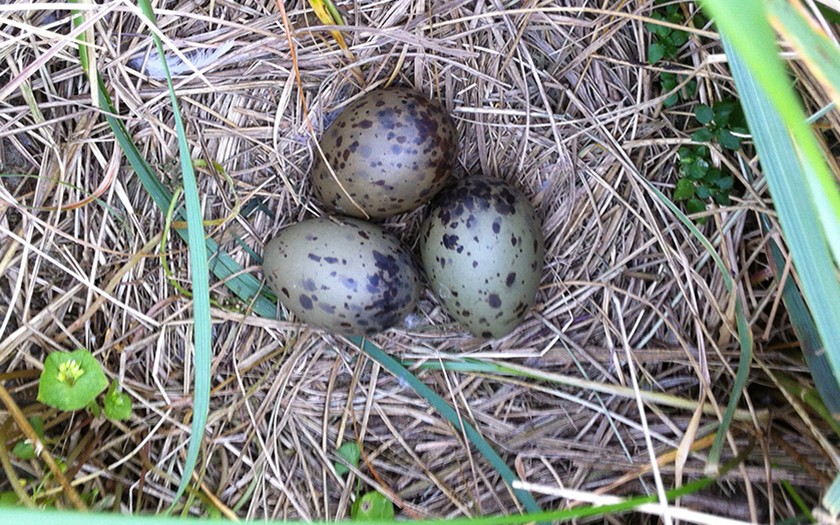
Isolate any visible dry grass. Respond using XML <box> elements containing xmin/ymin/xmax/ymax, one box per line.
<box><xmin>0</xmin><ymin>0</ymin><xmax>837</xmax><ymax>522</ymax></box>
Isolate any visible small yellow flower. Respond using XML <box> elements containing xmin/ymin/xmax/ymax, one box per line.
<box><xmin>57</xmin><ymin>359</ymin><xmax>85</xmax><ymax>386</ymax></box>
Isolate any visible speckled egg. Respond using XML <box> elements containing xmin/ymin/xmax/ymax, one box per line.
<box><xmin>262</xmin><ymin>217</ymin><xmax>421</xmax><ymax>336</ymax></box>
<box><xmin>419</xmin><ymin>177</ymin><xmax>545</xmax><ymax>339</ymax></box>
<box><xmin>311</xmin><ymin>87</ymin><xmax>458</xmax><ymax>219</ymax></box>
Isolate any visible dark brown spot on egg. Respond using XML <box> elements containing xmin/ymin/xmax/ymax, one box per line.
<box><xmin>442</xmin><ymin>234</ymin><xmax>459</xmax><ymax>250</ymax></box>
<box><xmin>488</xmin><ymin>294</ymin><xmax>501</xmax><ymax>308</ymax></box>
<box><xmin>299</xmin><ymin>295</ymin><xmax>313</xmax><ymax>310</ymax></box>
<box><xmin>506</xmin><ymin>272</ymin><xmax>516</xmax><ymax>286</ymax></box>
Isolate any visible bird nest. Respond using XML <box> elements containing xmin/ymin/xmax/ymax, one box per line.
<box><xmin>0</xmin><ymin>1</ymin><xmax>835</xmax><ymax>522</ymax></box>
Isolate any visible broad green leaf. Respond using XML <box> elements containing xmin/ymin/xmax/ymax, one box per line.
<box><xmin>351</xmin><ymin>491</ymin><xmax>394</xmax><ymax>521</ymax></box>
<box><xmin>716</xmin><ymin>175</ymin><xmax>734</xmax><ymax>191</ymax></box>
<box><xmin>648</xmin><ymin>42</ymin><xmax>666</xmax><ymax>64</ymax></box>
<box><xmin>673</xmin><ymin>178</ymin><xmax>695</xmax><ymax>201</ymax></box>
<box><xmin>671</xmin><ymin>29</ymin><xmax>688</xmax><ymax>47</ymax></box>
<box><xmin>11</xmin><ymin>441</ymin><xmax>35</xmax><ymax>460</ymax></box>
<box><xmin>0</xmin><ymin>493</ymin><xmax>20</xmax><ymax>507</ymax></box>
<box><xmin>103</xmin><ymin>382</ymin><xmax>133</xmax><ymax>421</ymax></box>
<box><xmin>687</xmin><ymin>157</ymin><xmax>709</xmax><ymax>180</ymax></box>
<box><xmin>712</xmin><ymin>100</ymin><xmax>737</xmax><ymax>126</ymax></box>
<box><xmin>645</xmin><ymin>21</ymin><xmax>671</xmax><ymax>37</ymax></box>
<box><xmin>686</xmin><ymin>198</ymin><xmax>706</xmax><ymax>215</ymax></box>
<box><xmin>695</xmin><ymin>104</ymin><xmax>714</xmax><ymax>124</ymax></box>
<box><xmin>334</xmin><ymin>442</ymin><xmax>360</xmax><ymax>477</ymax></box>
<box><xmin>37</xmin><ymin>349</ymin><xmax>108</xmax><ymax>411</ymax></box>
<box><xmin>716</xmin><ymin>129</ymin><xmax>741</xmax><ymax>150</ymax></box>
<box><xmin>695</xmin><ymin>184</ymin><xmax>711</xmax><ymax>200</ymax></box>
<box><xmin>691</xmin><ymin>127</ymin><xmax>713</xmax><ymax>142</ymax></box>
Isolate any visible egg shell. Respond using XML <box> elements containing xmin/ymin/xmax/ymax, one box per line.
<box><xmin>419</xmin><ymin>177</ymin><xmax>545</xmax><ymax>338</ymax></box>
<box><xmin>311</xmin><ymin>87</ymin><xmax>458</xmax><ymax>219</ymax></box>
<box><xmin>263</xmin><ymin>217</ymin><xmax>421</xmax><ymax>336</ymax></box>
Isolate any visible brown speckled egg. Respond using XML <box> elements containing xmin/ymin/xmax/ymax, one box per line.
<box><xmin>311</xmin><ymin>87</ymin><xmax>458</xmax><ymax>219</ymax></box>
<box><xmin>262</xmin><ymin>217</ymin><xmax>421</xmax><ymax>336</ymax></box>
<box><xmin>419</xmin><ymin>177</ymin><xmax>545</xmax><ymax>339</ymax></box>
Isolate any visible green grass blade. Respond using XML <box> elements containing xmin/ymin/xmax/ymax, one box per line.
<box><xmin>638</xmin><ymin>163</ymin><xmax>752</xmax><ymax>474</ymax></box>
<box><xmin>761</xmin><ymin>212</ymin><xmax>840</xmax><ymax>422</ymax></box>
<box><xmin>705</xmin><ymin>301</ymin><xmax>752</xmax><ymax>475</ymax></box>
<box><xmin>768</xmin><ymin>0</ymin><xmax>840</xmax><ymax>108</ymax></box>
<box><xmin>719</xmin><ymin>32</ymin><xmax>840</xmax><ymax>514</ymax></box>
<box><xmin>134</xmin><ymin>0</ymin><xmax>210</xmax><ymax>509</ymax></box>
<box><xmin>85</xmin><ymin>73</ymin><xmax>275</xmax><ymax>316</ymax></box>
<box><xmin>722</xmin><ymin>37</ymin><xmax>840</xmax><ymax>396</ymax></box>
<box><xmin>350</xmin><ymin>336</ymin><xmax>542</xmax><ymax>514</ymax></box>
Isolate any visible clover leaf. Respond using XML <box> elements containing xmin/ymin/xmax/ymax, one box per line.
<box><xmin>38</xmin><ymin>349</ymin><xmax>108</xmax><ymax>411</ymax></box>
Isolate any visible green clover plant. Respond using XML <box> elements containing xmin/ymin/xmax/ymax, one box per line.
<box><xmin>673</xmin><ymin>99</ymin><xmax>746</xmax><ymax>221</ymax></box>
<box><xmin>35</xmin><ymin>348</ymin><xmax>132</xmax><ymax>419</ymax></box>
<box><xmin>38</xmin><ymin>349</ymin><xmax>108</xmax><ymax>411</ymax></box>
<box><xmin>646</xmin><ymin>0</ymin><xmax>707</xmax><ymax>107</ymax></box>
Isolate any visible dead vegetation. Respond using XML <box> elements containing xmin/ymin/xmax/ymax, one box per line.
<box><xmin>0</xmin><ymin>0</ymin><xmax>837</xmax><ymax>522</ymax></box>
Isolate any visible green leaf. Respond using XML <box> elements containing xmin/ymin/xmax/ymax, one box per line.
<box><xmin>691</xmin><ymin>127</ymin><xmax>714</xmax><ymax>142</ymax></box>
<box><xmin>662</xmin><ymin>39</ymin><xmax>678</xmax><ymax>59</ymax></box>
<box><xmin>645</xmin><ymin>16</ymin><xmax>672</xmax><ymax>37</ymax></box>
<box><xmin>716</xmin><ymin>128</ymin><xmax>742</xmax><ymax>149</ymax></box>
<box><xmin>687</xmin><ymin>157</ymin><xmax>710</xmax><ymax>180</ymax></box>
<box><xmin>37</xmin><ymin>349</ymin><xmax>108</xmax><ymax>411</ymax></box>
<box><xmin>11</xmin><ymin>442</ymin><xmax>35</xmax><ymax>460</ymax></box>
<box><xmin>716</xmin><ymin>175</ymin><xmax>734</xmax><ymax>191</ymax></box>
<box><xmin>673</xmin><ymin>178</ymin><xmax>696</xmax><ymax>201</ymax></box>
<box><xmin>663</xmin><ymin>92</ymin><xmax>679</xmax><ymax>107</ymax></box>
<box><xmin>103</xmin><ymin>382</ymin><xmax>133</xmax><ymax>421</ymax></box>
<box><xmin>695</xmin><ymin>104</ymin><xmax>715</xmax><ymax>124</ymax></box>
<box><xmin>648</xmin><ymin>42</ymin><xmax>666</xmax><ymax>64</ymax></box>
<box><xmin>0</xmin><ymin>492</ymin><xmax>20</xmax><ymax>507</ymax></box>
<box><xmin>351</xmin><ymin>491</ymin><xmax>394</xmax><ymax>521</ymax></box>
<box><xmin>683</xmin><ymin>78</ymin><xmax>698</xmax><ymax>99</ymax></box>
<box><xmin>334</xmin><ymin>442</ymin><xmax>360</xmax><ymax>477</ymax></box>
<box><xmin>11</xmin><ymin>416</ymin><xmax>45</xmax><ymax>460</ymax></box>
<box><xmin>713</xmin><ymin>100</ymin><xmax>737</xmax><ymax>126</ymax></box>
<box><xmin>695</xmin><ymin>184</ymin><xmax>712</xmax><ymax>199</ymax></box>
<box><xmin>87</xmin><ymin>399</ymin><xmax>102</xmax><ymax>418</ymax></box>
<box><xmin>686</xmin><ymin>198</ymin><xmax>706</xmax><ymax>215</ymax></box>
<box><xmin>671</xmin><ymin>29</ymin><xmax>689</xmax><ymax>47</ymax></box>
